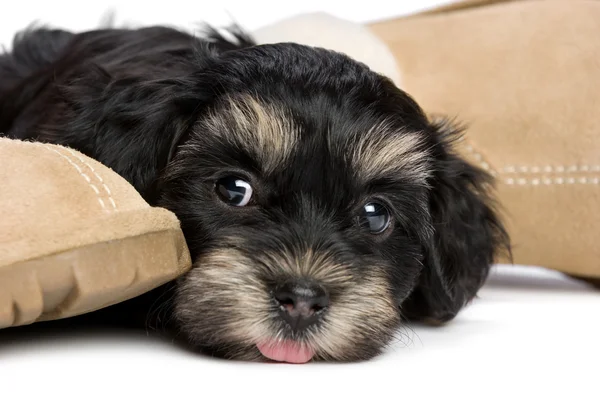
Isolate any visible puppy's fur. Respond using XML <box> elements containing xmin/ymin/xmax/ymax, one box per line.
<box><xmin>0</xmin><ymin>24</ymin><xmax>509</xmax><ymax>361</ymax></box>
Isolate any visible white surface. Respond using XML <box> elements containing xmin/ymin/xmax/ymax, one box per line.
<box><xmin>1</xmin><ymin>1</ymin><xmax>599</xmax><ymax>398</ymax></box>
<box><xmin>1</xmin><ymin>265</ymin><xmax>598</xmax><ymax>399</ymax></box>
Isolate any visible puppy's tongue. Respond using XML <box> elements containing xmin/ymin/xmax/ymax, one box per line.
<box><xmin>257</xmin><ymin>341</ymin><xmax>315</xmax><ymax>364</ymax></box>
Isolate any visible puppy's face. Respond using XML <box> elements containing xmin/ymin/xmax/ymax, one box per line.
<box><xmin>158</xmin><ymin>44</ymin><xmax>508</xmax><ymax>362</ymax></box>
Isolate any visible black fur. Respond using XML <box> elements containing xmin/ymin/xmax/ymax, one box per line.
<box><xmin>0</xmin><ymin>24</ymin><xmax>509</xmax><ymax>361</ymax></box>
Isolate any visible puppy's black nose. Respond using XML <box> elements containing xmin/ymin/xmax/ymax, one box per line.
<box><xmin>274</xmin><ymin>281</ymin><xmax>329</xmax><ymax>331</ymax></box>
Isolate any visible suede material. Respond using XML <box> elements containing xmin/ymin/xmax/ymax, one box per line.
<box><xmin>0</xmin><ymin>138</ymin><xmax>191</xmax><ymax>328</ymax></box>
<box><xmin>369</xmin><ymin>0</ymin><xmax>600</xmax><ymax>278</ymax></box>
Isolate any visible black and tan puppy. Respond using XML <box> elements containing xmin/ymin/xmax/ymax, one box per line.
<box><xmin>0</xmin><ymin>24</ymin><xmax>509</xmax><ymax>362</ymax></box>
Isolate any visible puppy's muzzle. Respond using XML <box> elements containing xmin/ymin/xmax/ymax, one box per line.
<box><xmin>273</xmin><ymin>280</ymin><xmax>329</xmax><ymax>332</ymax></box>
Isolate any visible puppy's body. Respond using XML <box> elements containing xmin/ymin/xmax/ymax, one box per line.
<box><xmin>0</xmin><ymin>25</ymin><xmax>508</xmax><ymax>362</ymax></box>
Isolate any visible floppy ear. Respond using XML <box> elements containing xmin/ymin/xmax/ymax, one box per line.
<box><xmin>43</xmin><ymin>65</ymin><xmax>207</xmax><ymax>202</ymax></box>
<box><xmin>401</xmin><ymin>121</ymin><xmax>510</xmax><ymax>324</ymax></box>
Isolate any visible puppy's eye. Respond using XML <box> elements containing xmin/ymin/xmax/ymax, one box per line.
<box><xmin>360</xmin><ymin>202</ymin><xmax>391</xmax><ymax>234</ymax></box>
<box><xmin>215</xmin><ymin>176</ymin><xmax>253</xmax><ymax>206</ymax></box>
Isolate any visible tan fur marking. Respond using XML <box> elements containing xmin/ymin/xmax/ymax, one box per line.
<box><xmin>350</xmin><ymin>121</ymin><xmax>431</xmax><ymax>185</ymax></box>
<box><xmin>175</xmin><ymin>244</ymin><xmax>398</xmax><ymax>361</ymax></box>
<box><xmin>315</xmin><ymin>267</ymin><xmax>398</xmax><ymax>360</ymax></box>
<box><xmin>176</xmin><ymin>248</ymin><xmax>273</xmax><ymax>346</ymax></box>
<box><xmin>256</xmin><ymin>247</ymin><xmax>354</xmax><ymax>287</ymax></box>
<box><xmin>203</xmin><ymin>95</ymin><xmax>299</xmax><ymax>173</ymax></box>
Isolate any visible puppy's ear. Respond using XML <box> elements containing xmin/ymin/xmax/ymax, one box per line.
<box><xmin>52</xmin><ymin>65</ymin><xmax>206</xmax><ymax>202</ymax></box>
<box><xmin>402</xmin><ymin>120</ymin><xmax>510</xmax><ymax>324</ymax></box>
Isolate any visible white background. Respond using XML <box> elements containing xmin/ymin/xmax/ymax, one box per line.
<box><xmin>1</xmin><ymin>1</ymin><xmax>599</xmax><ymax>398</ymax></box>
<box><xmin>0</xmin><ymin>0</ymin><xmax>450</xmax><ymax>48</ymax></box>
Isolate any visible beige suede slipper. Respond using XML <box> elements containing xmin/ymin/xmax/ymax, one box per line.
<box><xmin>0</xmin><ymin>137</ymin><xmax>191</xmax><ymax>328</ymax></box>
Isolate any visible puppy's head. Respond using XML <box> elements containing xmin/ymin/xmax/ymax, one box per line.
<box><xmin>158</xmin><ymin>43</ymin><xmax>509</xmax><ymax>362</ymax></box>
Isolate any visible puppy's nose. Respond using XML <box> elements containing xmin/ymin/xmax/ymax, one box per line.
<box><xmin>274</xmin><ymin>281</ymin><xmax>329</xmax><ymax>331</ymax></box>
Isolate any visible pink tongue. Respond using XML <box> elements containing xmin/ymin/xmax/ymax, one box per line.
<box><xmin>257</xmin><ymin>341</ymin><xmax>315</xmax><ymax>364</ymax></box>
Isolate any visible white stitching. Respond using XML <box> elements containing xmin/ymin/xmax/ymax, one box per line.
<box><xmin>463</xmin><ymin>144</ymin><xmax>600</xmax><ymax>185</ymax></box>
<box><xmin>41</xmin><ymin>145</ymin><xmax>108</xmax><ymax>211</ymax></box>
<box><xmin>504</xmin><ymin>176</ymin><xmax>600</xmax><ymax>185</ymax></box>
<box><xmin>464</xmin><ymin>145</ymin><xmax>498</xmax><ymax>176</ymax></box>
<box><xmin>63</xmin><ymin>147</ymin><xmax>117</xmax><ymax>210</ymax></box>
<box><xmin>502</xmin><ymin>165</ymin><xmax>600</xmax><ymax>174</ymax></box>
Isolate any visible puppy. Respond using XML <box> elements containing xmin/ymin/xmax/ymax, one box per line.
<box><xmin>0</xmin><ymin>24</ymin><xmax>509</xmax><ymax>362</ymax></box>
